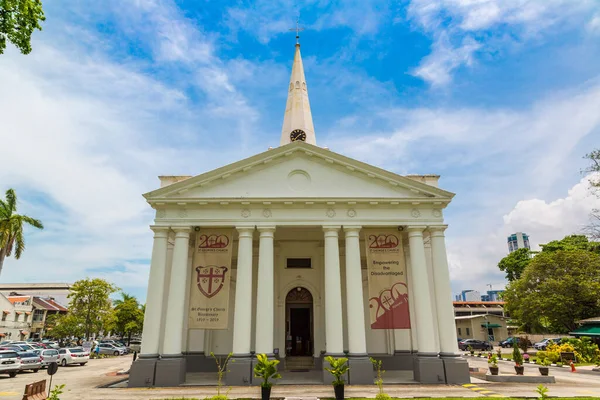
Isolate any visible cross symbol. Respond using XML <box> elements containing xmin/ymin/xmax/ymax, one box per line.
<box><xmin>289</xmin><ymin>16</ymin><xmax>305</xmax><ymax>45</ymax></box>
<box><xmin>382</xmin><ymin>294</ymin><xmax>394</xmax><ymax>308</ymax></box>
<box><xmin>198</xmin><ymin>267</ymin><xmax>225</xmax><ymax>294</ymax></box>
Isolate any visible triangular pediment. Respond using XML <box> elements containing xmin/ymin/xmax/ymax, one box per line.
<box><xmin>144</xmin><ymin>142</ymin><xmax>454</xmax><ymax>203</ymax></box>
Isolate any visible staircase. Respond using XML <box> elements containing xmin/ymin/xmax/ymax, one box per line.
<box><xmin>285</xmin><ymin>356</ymin><xmax>315</xmax><ymax>371</ymax></box>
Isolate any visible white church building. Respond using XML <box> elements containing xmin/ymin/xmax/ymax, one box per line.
<box><xmin>129</xmin><ymin>40</ymin><xmax>469</xmax><ymax>387</ymax></box>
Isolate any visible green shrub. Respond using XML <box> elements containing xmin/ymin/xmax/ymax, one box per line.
<box><xmin>512</xmin><ymin>341</ymin><xmax>523</xmax><ymax>366</ymax></box>
<box><xmin>325</xmin><ymin>356</ymin><xmax>349</xmax><ymax>386</ymax></box>
<box><xmin>253</xmin><ymin>353</ymin><xmax>281</xmax><ymax>389</ymax></box>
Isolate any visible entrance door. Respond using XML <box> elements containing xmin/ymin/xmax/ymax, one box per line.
<box><xmin>285</xmin><ymin>287</ymin><xmax>313</xmax><ymax>357</ymax></box>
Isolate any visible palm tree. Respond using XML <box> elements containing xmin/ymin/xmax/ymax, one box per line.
<box><xmin>113</xmin><ymin>292</ymin><xmax>135</xmax><ymax>308</ymax></box>
<box><xmin>0</xmin><ymin>189</ymin><xmax>43</xmax><ymax>276</ymax></box>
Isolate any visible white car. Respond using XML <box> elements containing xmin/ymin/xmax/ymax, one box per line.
<box><xmin>0</xmin><ymin>350</ymin><xmax>21</xmax><ymax>377</ymax></box>
<box><xmin>58</xmin><ymin>348</ymin><xmax>89</xmax><ymax>366</ymax></box>
<box><xmin>18</xmin><ymin>352</ymin><xmax>42</xmax><ymax>372</ymax></box>
<box><xmin>96</xmin><ymin>343</ymin><xmax>126</xmax><ymax>356</ymax></box>
<box><xmin>33</xmin><ymin>349</ymin><xmax>59</xmax><ymax>367</ymax></box>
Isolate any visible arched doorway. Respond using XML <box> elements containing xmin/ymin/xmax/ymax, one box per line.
<box><xmin>285</xmin><ymin>287</ymin><xmax>313</xmax><ymax>357</ymax></box>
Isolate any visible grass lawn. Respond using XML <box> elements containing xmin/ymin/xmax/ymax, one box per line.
<box><xmin>159</xmin><ymin>398</ymin><xmax>600</xmax><ymax>400</ymax></box>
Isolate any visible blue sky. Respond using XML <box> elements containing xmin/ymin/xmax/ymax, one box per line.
<box><xmin>1</xmin><ymin>0</ymin><xmax>599</xmax><ymax>303</ymax></box>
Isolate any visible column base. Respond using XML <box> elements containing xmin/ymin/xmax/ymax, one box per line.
<box><xmin>347</xmin><ymin>356</ymin><xmax>374</xmax><ymax>384</ymax></box>
<box><xmin>128</xmin><ymin>356</ymin><xmax>157</xmax><ymax>387</ymax></box>
<box><xmin>184</xmin><ymin>352</ymin><xmax>217</xmax><ymax>373</ymax></box>
<box><xmin>155</xmin><ymin>356</ymin><xmax>186</xmax><ymax>387</ymax></box>
<box><xmin>441</xmin><ymin>356</ymin><xmax>470</xmax><ymax>384</ymax></box>
<box><xmin>227</xmin><ymin>356</ymin><xmax>253</xmax><ymax>386</ymax></box>
<box><xmin>322</xmin><ymin>353</ymin><xmax>348</xmax><ymax>385</ymax></box>
<box><xmin>413</xmin><ymin>354</ymin><xmax>445</xmax><ymax>384</ymax></box>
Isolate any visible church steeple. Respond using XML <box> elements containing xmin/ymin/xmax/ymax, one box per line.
<box><xmin>280</xmin><ymin>42</ymin><xmax>316</xmax><ymax>146</ymax></box>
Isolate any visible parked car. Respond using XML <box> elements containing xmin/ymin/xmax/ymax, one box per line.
<box><xmin>0</xmin><ymin>350</ymin><xmax>21</xmax><ymax>378</ymax></box>
<box><xmin>129</xmin><ymin>340</ymin><xmax>141</xmax><ymax>353</ymax></box>
<box><xmin>58</xmin><ymin>348</ymin><xmax>89</xmax><ymax>366</ymax></box>
<box><xmin>458</xmin><ymin>339</ymin><xmax>493</xmax><ymax>351</ymax></box>
<box><xmin>534</xmin><ymin>337</ymin><xmax>569</xmax><ymax>350</ymax></box>
<box><xmin>100</xmin><ymin>340</ymin><xmax>129</xmax><ymax>353</ymax></box>
<box><xmin>32</xmin><ymin>349</ymin><xmax>59</xmax><ymax>368</ymax></box>
<box><xmin>96</xmin><ymin>343</ymin><xmax>126</xmax><ymax>356</ymax></box>
<box><xmin>500</xmin><ymin>337</ymin><xmax>520</xmax><ymax>348</ymax></box>
<box><xmin>17</xmin><ymin>352</ymin><xmax>42</xmax><ymax>372</ymax></box>
<box><xmin>42</xmin><ymin>341</ymin><xmax>60</xmax><ymax>349</ymax></box>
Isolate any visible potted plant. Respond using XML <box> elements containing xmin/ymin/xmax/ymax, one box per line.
<box><xmin>537</xmin><ymin>358</ymin><xmax>551</xmax><ymax>376</ymax></box>
<box><xmin>496</xmin><ymin>348</ymin><xmax>502</xmax><ymax>360</ymax></box>
<box><xmin>512</xmin><ymin>341</ymin><xmax>524</xmax><ymax>375</ymax></box>
<box><xmin>253</xmin><ymin>353</ymin><xmax>282</xmax><ymax>400</ymax></box>
<box><xmin>468</xmin><ymin>345</ymin><xmax>474</xmax><ymax>355</ymax></box>
<box><xmin>325</xmin><ymin>356</ymin><xmax>349</xmax><ymax>400</ymax></box>
<box><xmin>488</xmin><ymin>355</ymin><xmax>499</xmax><ymax>375</ymax></box>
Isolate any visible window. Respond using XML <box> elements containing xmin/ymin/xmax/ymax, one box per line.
<box><xmin>59</xmin><ymin>349</ymin><xmax>66</xmax><ymax>354</ymax></box>
<box><xmin>466</xmin><ymin>327</ymin><xmax>471</xmax><ymax>336</ymax></box>
<box><xmin>286</xmin><ymin>258</ymin><xmax>311</xmax><ymax>269</ymax></box>
<box><xmin>33</xmin><ymin>309</ymin><xmax>45</xmax><ymax>322</ymax></box>
<box><xmin>1</xmin><ymin>313</ymin><xmax>6</xmax><ymax>322</ymax></box>
<box><xmin>457</xmin><ymin>328</ymin><xmax>462</xmax><ymax>335</ymax></box>
<box><xmin>14</xmin><ymin>313</ymin><xmax>18</xmax><ymax>322</ymax></box>
<box><xmin>23</xmin><ymin>314</ymin><xmax>28</xmax><ymax>322</ymax></box>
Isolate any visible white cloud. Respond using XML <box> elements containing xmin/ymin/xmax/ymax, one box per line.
<box><xmin>407</xmin><ymin>0</ymin><xmax>600</xmax><ymax>85</ymax></box>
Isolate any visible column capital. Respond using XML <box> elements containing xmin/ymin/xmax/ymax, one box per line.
<box><xmin>257</xmin><ymin>226</ymin><xmax>276</xmax><ymax>237</ymax></box>
<box><xmin>323</xmin><ymin>225</ymin><xmax>341</xmax><ymax>231</ymax></box>
<box><xmin>172</xmin><ymin>227</ymin><xmax>191</xmax><ymax>238</ymax></box>
<box><xmin>343</xmin><ymin>225</ymin><xmax>362</xmax><ymax>235</ymax></box>
<box><xmin>150</xmin><ymin>226</ymin><xmax>170</xmax><ymax>238</ymax></box>
<box><xmin>236</xmin><ymin>226</ymin><xmax>255</xmax><ymax>237</ymax></box>
<box><xmin>407</xmin><ymin>226</ymin><xmax>427</xmax><ymax>237</ymax></box>
<box><xmin>428</xmin><ymin>225</ymin><xmax>448</xmax><ymax>236</ymax></box>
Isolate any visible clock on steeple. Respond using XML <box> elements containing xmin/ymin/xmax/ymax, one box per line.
<box><xmin>290</xmin><ymin>129</ymin><xmax>306</xmax><ymax>142</ymax></box>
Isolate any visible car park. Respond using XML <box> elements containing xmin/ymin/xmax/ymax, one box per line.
<box><xmin>58</xmin><ymin>348</ymin><xmax>89</xmax><ymax>366</ymax></box>
<box><xmin>32</xmin><ymin>349</ymin><xmax>59</xmax><ymax>368</ymax></box>
<box><xmin>534</xmin><ymin>337</ymin><xmax>569</xmax><ymax>350</ymax></box>
<box><xmin>17</xmin><ymin>352</ymin><xmax>42</xmax><ymax>372</ymax></box>
<box><xmin>458</xmin><ymin>339</ymin><xmax>493</xmax><ymax>351</ymax></box>
<box><xmin>0</xmin><ymin>350</ymin><xmax>21</xmax><ymax>378</ymax></box>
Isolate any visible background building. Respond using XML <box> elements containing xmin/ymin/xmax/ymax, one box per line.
<box><xmin>455</xmin><ymin>290</ymin><xmax>481</xmax><ymax>302</ymax></box>
<box><xmin>455</xmin><ymin>314</ymin><xmax>509</xmax><ymax>342</ymax></box>
<box><xmin>507</xmin><ymin>232</ymin><xmax>530</xmax><ymax>253</ymax></box>
<box><xmin>480</xmin><ymin>290</ymin><xmax>504</xmax><ymax>301</ymax></box>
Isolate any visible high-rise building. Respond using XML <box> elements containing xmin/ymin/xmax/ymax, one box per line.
<box><xmin>480</xmin><ymin>290</ymin><xmax>504</xmax><ymax>302</ymax></box>
<box><xmin>507</xmin><ymin>232</ymin><xmax>530</xmax><ymax>253</ymax></box>
<box><xmin>456</xmin><ymin>290</ymin><xmax>481</xmax><ymax>302</ymax></box>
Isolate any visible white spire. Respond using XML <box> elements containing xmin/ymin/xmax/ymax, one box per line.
<box><xmin>280</xmin><ymin>43</ymin><xmax>316</xmax><ymax>146</ymax></box>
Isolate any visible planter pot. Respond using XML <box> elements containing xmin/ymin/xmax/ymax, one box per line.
<box><xmin>514</xmin><ymin>366</ymin><xmax>524</xmax><ymax>375</ymax></box>
<box><xmin>539</xmin><ymin>367</ymin><xmax>549</xmax><ymax>376</ymax></box>
<box><xmin>333</xmin><ymin>384</ymin><xmax>345</xmax><ymax>400</ymax></box>
<box><xmin>489</xmin><ymin>366</ymin><xmax>499</xmax><ymax>376</ymax></box>
<box><xmin>261</xmin><ymin>386</ymin><xmax>271</xmax><ymax>400</ymax></box>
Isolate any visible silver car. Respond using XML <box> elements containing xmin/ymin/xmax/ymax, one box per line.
<box><xmin>17</xmin><ymin>352</ymin><xmax>42</xmax><ymax>372</ymax></box>
<box><xmin>0</xmin><ymin>350</ymin><xmax>20</xmax><ymax>377</ymax></box>
<box><xmin>96</xmin><ymin>343</ymin><xmax>125</xmax><ymax>356</ymax></box>
<box><xmin>33</xmin><ymin>349</ymin><xmax>59</xmax><ymax>367</ymax></box>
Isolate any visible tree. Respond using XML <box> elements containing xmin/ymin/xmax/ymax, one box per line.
<box><xmin>67</xmin><ymin>278</ymin><xmax>118</xmax><ymax>339</ymax></box>
<box><xmin>113</xmin><ymin>292</ymin><xmax>144</xmax><ymax>345</ymax></box>
<box><xmin>0</xmin><ymin>0</ymin><xmax>45</xmax><ymax>55</ymax></box>
<box><xmin>497</xmin><ymin>248</ymin><xmax>531</xmax><ymax>282</ymax></box>
<box><xmin>541</xmin><ymin>234</ymin><xmax>599</xmax><ymax>254</ymax></box>
<box><xmin>48</xmin><ymin>313</ymin><xmax>84</xmax><ymax>339</ymax></box>
<box><xmin>0</xmin><ymin>188</ymin><xmax>43</xmax><ymax>276</ymax></box>
<box><xmin>584</xmin><ymin>150</ymin><xmax>600</xmax><ymax>239</ymax></box>
<box><xmin>504</xmin><ymin>249</ymin><xmax>600</xmax><ymax>333</ymax></box>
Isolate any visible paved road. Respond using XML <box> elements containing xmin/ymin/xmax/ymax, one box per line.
<box><xmin>467</xmin><ymin>355</ymin><xmax>600</xmax><ymax>398</ymax></box>
<box><xmin>2</xmin><ymin>354</ymin><xmax>599</xmax><ymax>399</ymax></box>
<box><xmin>0</xmin><ymin>355</ymin><xmax>130</xmax><ymax>400</ymax></box>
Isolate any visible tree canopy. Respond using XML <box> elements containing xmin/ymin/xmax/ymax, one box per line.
<box><xmin>0</xmin><ymin>0</ymin><xmax>45</xmax><ymax>54</ymax></box>
<box><xmin>110</xmin><ymin>292</ymin><xmax>144</xmax><ymax>345</ymax></box>
<box><xmin>504</xmin><ymin>245</ymin><xmax>600</xmax><ymax>333</ymax></box>
<box><xmin>0</xmin><ymin>188</ymin><xmax>43</xmax><ymax>276</ymax></box>
<box><xmin>584</xmin><ymin>149</ymin><xmax>600</xmax><ymax>239</ymax></box>
<box><xmin>66</xmin><ymin>278</ymin><xmax>118</xmax><ymax>339</ymax></box>
<box><xmin>497</xmin><ymin>248</ymin><xmax>531</xmax><ymax>282</ymax></box>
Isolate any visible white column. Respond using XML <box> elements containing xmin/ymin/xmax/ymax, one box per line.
<box><xmin>408</xmin><ymin>226</ymin><xmax>438</xmax><ymax>355</ymax></box>
<box><xmin>323</xmin><ymin>226</ymin><xmax>344</xmax><ymax>354</ymax></box>
<box><xmin>255</xmin><ymin>226</ymin><xmax>275</xmax><ymax>354</ymax></box>
<box><xmin>140</xmin><ymin>226</ymin><xmax>170</xmax><ymax>356</ymax></box>
<box><xmin>162</xmin><ymin>227</ymin><xmax>190</xmax><ymax>356</ymax></box>
<box><xmin>232</xmin><ymin>227</ymin><xmax>254</xmax><ymax>355</ymax></box>
<box><xmin>343</xmin><ymin>226</ymin><xmax>367</xmax><ymax>355</ymax></box>
<box><xmin>430</xmin><ymin>226</ymin><xmax>460</xmax><ymax>355</ymax></box>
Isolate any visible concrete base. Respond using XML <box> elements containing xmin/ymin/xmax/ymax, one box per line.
<box><xmin>227</xmin><ymin>357</ymin><xmax>253</xmax><ymax>386</ymax></box>
<box><xmin>128</xmin><ymin>357</ymin><xmax>157</xmax><ymax>387</ymax></box>
<box><xmin>184</xmin><ymin>352</ymin><xmax>217</xmax><ymax>373</ymax></box>
<box><xmin>348</xmin><ymin>356</ymin><xmax>374</xmax><ymax>384</ymax></box>
<box><xmin>155</xmin><ymin>356</ymin><xmax>186</xmax><ymax>387</ymax></box>
<box><xmin>373</xmin><ymin>351</ymin><xmax>414</xmax><ymax>371</ymax></box>
<box><xmin>485</xmin><ymin>374</ymin><xmax>556</xmax><ymax>383</ymax></box>
<box><xmin>441</xmin><ymin>357</ymin><xmax>470</xmax><ymax>384</ymax></box>
<box><xmin>413</xmin><ymin>356</ymin><xmax>445</xmax><ymax>384</ymax></box>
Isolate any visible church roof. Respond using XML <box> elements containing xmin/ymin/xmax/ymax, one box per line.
<box><xmin>144</xmin><ymin>141</ymin><xmax>454</xmax><ymax>204</ymax></box>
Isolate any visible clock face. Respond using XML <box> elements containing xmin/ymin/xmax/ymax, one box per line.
<box><xmin>290</xmin><ymin>129</ymin><xmax>307</xmax><ymax>142</ymax></box>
